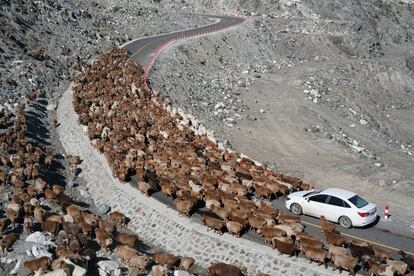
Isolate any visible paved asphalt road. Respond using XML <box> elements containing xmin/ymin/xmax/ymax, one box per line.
<box><xmin>122</xmin><ymin>14</ymin><xmax>414</xmax><ymax>261</ymax></box>
<box><xmin>123</xmin><ymin>15</ymin><xmax>244</xmax><ymax>68</ymax></box>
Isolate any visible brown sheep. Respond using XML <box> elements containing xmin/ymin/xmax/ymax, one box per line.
<box><xmin>386</xmin><ymin>259</ymin><xmax>408</xmax><ymax>275</ymax></box>
<box><xmin>95</xmin><ymin>228</ymin><xmax>113</xmax><ymax>250</ymax></box>
<box><xmin>324</xmin><ymin>230</ymin><xmax>346</xmax><ymax>246</ymax></box>
<box><xmin>297</xmin><ymin>232</ymin><xmax>322</xmax><ymax>242</ymax></box>
<box><xmin>46</xmin><ymin>215</ymin><xmax>63</xmax><ymax>224</ymax></box>
<box><xmin>364</xmin><ymin>257</ymin><xmax>394</xmax><ymax>276</ymax></box>
<box><xmin>0</xmin><ymin>170</ymin><xmax>7</xmax><ymax>185</ymax></box>
<box><xmin>211</xmin><ymin>205</ymin><xmax>229</xmax><ymax>220</ymax></box>
<box><xmin>152</xmin><ymin>265</ymin><xmax>168</xmax><ymax>276</ymax></box>
<box><xmin>257</xmin><ymin>226</ymin><xmax>287</xmax><ymax>242</ymax></box>
<box><xmin>98</xmin><ymin>219</ymin><xmax>117</xmax><ymax>235</ymax></box>
<box><xmin>23</xmin><ymin>216</ymin><xmax>32</xmax><ymax>234</ymax></box>
<box><xmin>328</xmin><ymin>245</ymin><xmax>351</xmax><ymax>259</ymax></box>
<box><xmin>253</xmin><ymin>183</ymin><xmax>273</xmax><ymax>199</ymax></box>
<box><xmin>248</xmin><ymin>216</ymin><xmax>266</xmax><ymax>230</ymax></box>
<box><xmin>24</xmin><ymin>256</ymin><xmax>50</xmax><ymax>273</ymax></box>
<box><xmin>202</xmin><ymin>214</ymin><xmax>225</xmax><ymax>234</ymax></box>
<box><xmin>398</xmin><ymin>250</ymin><xmax>414</xmax><ymax>270</ymax></box>
<box><xmin>137</xmin><ymin>181</ymin><xmax>152</xmax><ymax>196</ymax></box>
<box><xmin>44</xmin><ymin>155</ymin><xmax>53</xmax><ymax>168</ymax></box>
<box><xmin>116</xmin><ymin>232</ymin><xmax>139</xmax><ymax>248</ymax></box>
<box><xmin>369</xmin><ymin>243</ymin><xmax>392</xmax><ymax>260</ymax></box>
<box><xmin>0</xmin><ymin>218</ymin><xmax>10</xmax><ymax>234</ymax></box>
<box><xmin>52</xmin><ymin>185</ymin><xmax>64</xmax><ymax>196</ymax></box>
<box><xmin>225</xmin><ymin>221</ymin><xmax>243</xmax><ymax>237</ymax></box>
<box><xmin>62</xmin><ymin>222</ymin><xmax>81</xmax><ymax>236</ymax></box>
<box><xmin>179</xmin><ymin>256</ymin><xmax>195</xmax><ymax>272</ymax></box>
<box><xmin>65</xmin><ymin>204</ymin><xmax>82</xmax><ymax>220</ymax></box>
<box><xmin>205</xmin><ymin>199</ymin><xmax>221</xmax><ymax>210</ymax></box>
<box><xmin>331</xmin><ymin>253</ymin><xmax>358</xmax><ymax>275</ymax></box>
<box><xmin>76</xmin><ymin>217</ymin><xmax>93</xmax><ymax>236</ymax></box>
<box><xmin>159</xmin><ymin>180</ymin><xmax>177</xmax><ymax>197</ymax></box>
<box><xmin>349</xmin><ymin>241</ymin><xmax>374</xmax><ymax>259</ymax></box>
<box><xmin>68</xmin><ymin>155</ymin><xmax>81</xmax><ymax>165</ymax></box>
<box><xmin>109</xmin><ymin>211</ymin><xmax>127</xmax><ymax>226</ymax></box>
<box><xmin>320</xmin><ymin>216</ymin><xmax>336</xmax><ymax>232</ymax></box>
<box><xmin>81</xmin><ymin>212</ymin><xmax>98</xmax><ymax>227</ymax></box>
<box><xmin>302</xmin><ymin>245</ymin><xmax>328</xmax><ymax>268</ymax></box>
<box><xmin>26</xmin><ymin>185</ymin><xmax>38</xmax><ymax>198</ymax></box>
<box><xmin>299</xmin><ymin>238</ymin><xmax>324</xmax><ymax>252</ymax></box>
<box><xmin>44</xmin><ymin>188</ymin><xmax>57</xmax><ymax>201</ymax></box>
<box><xmin>152</xmin><ymin>252</ymin><xmax>180</xmax><ymax>268</ymax></box>
<box><xmin>5</xmin><ymin>208</ymin><xmax>19</xmax><ymax>227</ymax></box>
<box><xmin>129</xmin><ymin>255</ymin><xmax>149</xmax><ymax>271</ymax></box>
<box><xmin>174</xmin><ymin>198</ymin><xmax>194</xmax><ymax>217</ymax></box>
<box><xmin>115</xmin><ymin>245</ymin><xmax>138</xmax><ymax>261</ymax></box>
<box><xmin>277</xmin><ymin>211</ymin><xmax>300</xmax><ymax>224</ymax></box>
<box><xmin>0</xmin><ymin>233</ymin><xmax>19</xmax><ymax>254</ymax></box>
<box><xmin>272</xmin><ymin>237</ymin><xmax>297</xmax><ymax>257</ymax></box>
<box><xmin>35</xmin><ymin>178</ymin><xmax>46</xmax><ymax>192</ymax></box>
<box><xmin>208</xmin><ymin>262</ymin><xmax>242</xmax><ymax>276</ymax></box>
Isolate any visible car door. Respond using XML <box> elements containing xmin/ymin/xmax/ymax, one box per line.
<box><xmin>325</xmin><ymin>196</ymin><xmax>352</xmax><ymax>222</ymax></box>
<box><xmin>304</xmin><ymin>194</ymin><xmax>328</xmax><ymax>217</ymax></box>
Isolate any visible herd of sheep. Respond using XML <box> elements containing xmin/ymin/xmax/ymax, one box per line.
<box><xmin>0</xmin><ymin>88</ymin><xmax>207</xmax><ymax>274</ymax></box>
<box><xmin>66</xmin><ymin>47</ymin><xmax>414</xmax><ymax>276</ymax></box>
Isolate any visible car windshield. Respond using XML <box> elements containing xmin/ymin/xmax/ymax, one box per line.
<box><xmin>303</xmin><ymin>190</ymin><xmax>321</xmax><ymax>197</ymax></box>
<box><xmin>348</xmin><ymin>195</ymin><xmax>369</xmax><ymax>208</ymax></box>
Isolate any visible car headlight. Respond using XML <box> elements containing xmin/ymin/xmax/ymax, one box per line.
<box><xmin>286</xmin><ymin>197</ymin><xmax>291</xmax><ymax>201</ymax></box>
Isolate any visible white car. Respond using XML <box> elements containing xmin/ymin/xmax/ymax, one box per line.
<box><xmin>285</xmin><ymin>188</ymin><xmax>377</xmax><ymax>228</ymax></box>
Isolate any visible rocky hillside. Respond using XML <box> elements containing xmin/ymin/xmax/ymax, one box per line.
<box><xmin>0</xmin><ymin>0</ymin><xmax>209</xmax><ymax>106</ymax></box>
<box><xmin>150</xmin><ymin>0</ymin><xmax>414</xmax><ymax>232</ymax></box>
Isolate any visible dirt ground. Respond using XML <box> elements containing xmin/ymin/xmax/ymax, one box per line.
<box><xmin>220</xmin><ymin>60</ymin><xmax>414</xmax><ymax>235</ymax></box>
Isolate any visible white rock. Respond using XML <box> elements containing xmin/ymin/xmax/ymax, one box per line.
<box><xmin>348</xmin><ymin>108</ymin><xmax>357</xmax><ymax>115</ymax></box>
<box><xmin>214</xmin><ymin>102</ymin><xmax>225</xmax><ymax>109</ymax></box>
<box><xmin>359</xmin><ymin>119</ymin><xmax>368</xmax><ymax>126</ymax></box>
<box><xmin>79</xmin><ymin>189</ymin><xmax>90</xmax><ymax>197</ymax></box>
<box><xmin>31</xmin><ymin>244</ymin><xmax>53</xmax><ymax>258</ymax></box>
<box><xmin>25</xmin><ymin>232</ymin><xmax>46</xmax><ymax>244</ymax></box>
<box><xmin>374</xmin><ymin>162</ymin><xmax>382</xmax><ymax>167</ymax></box>
<box><xmin>350</xmin><ymin>144</ymin><xmax>364</xmax><ymax>153</ymax></box>
<box><xmin>160</xmin><ymin>130</ymin><xmax>169</xmax><ymax>139</ymax></box>
<box><xmin>174</xmin><ymin>271</ymin><xmax>192</xmax><ymax>276</ymax></box>
<box><xmin>259</xmin><ymin>109</ymin><xmax>265</xmax><ymax>113</ymax></box>
<box><xmin>46</xmin><ymin>104</ymin><xmax>57</xmax><ymax>111</ymax></box>
<box><xmin>81</xmin><ymin>125</ymin><xmax>88</xmax><ymax>134</ymax></box>
<box><xmin>312</xmin><ymin>98</ymin><xmax>318</xmax><ymax>103</ymax></box>
<box><xmin>44</xmin><ymin>269</ymin><xmax>68</xmax><ymax>276</ymax></box>
<box><xmin>98</xmin><ymin>260</ymin><xmax>120</xmax><ymax>276</ymax></box>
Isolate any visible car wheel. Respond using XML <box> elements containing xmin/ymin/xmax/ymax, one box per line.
<box><xmin>290</xmin><ymin>203</ymin><xmax>302</xmax><ymax>215</ymax></box>
<box><xmin>339</xmin><ymin>216</ymin><xmax>352</xmax><ymax>229</ymax></box>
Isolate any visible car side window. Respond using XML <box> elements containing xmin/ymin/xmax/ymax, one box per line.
<box><xmin>328</xmin><ymin>196</ymin><xmax>347</xmax><ymax>207</ymax></box>
<box><xmin>308</xmin><ymin>194</ymin><xmax>328</xmax><ymax>203</ymax></box>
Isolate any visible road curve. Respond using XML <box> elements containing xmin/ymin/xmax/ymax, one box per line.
<box><xmin>122</xmin><ymin>14</ymin><xmax>414</xmax><ymax>258</ymax></box>
<box><xmin>123</xmin><ymin>15</ymin><xmax>245</xmax><ymax>70</ymax></box>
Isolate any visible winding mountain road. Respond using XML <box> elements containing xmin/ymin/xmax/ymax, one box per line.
<box><xmin>121</xmin><ymin>14</ymin><xmax>414</xmax><ymax>259</ymax></box>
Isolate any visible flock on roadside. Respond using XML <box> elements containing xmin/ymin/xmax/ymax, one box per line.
<box><xmin>69</xmin><ymin>47</ymin><xmax>414</xmax><ymax>276</ymax></box>
<box><xmin>0</xmin><ymin>89</ymin><xmax>199</xmax><ymax>275</ymax></box>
